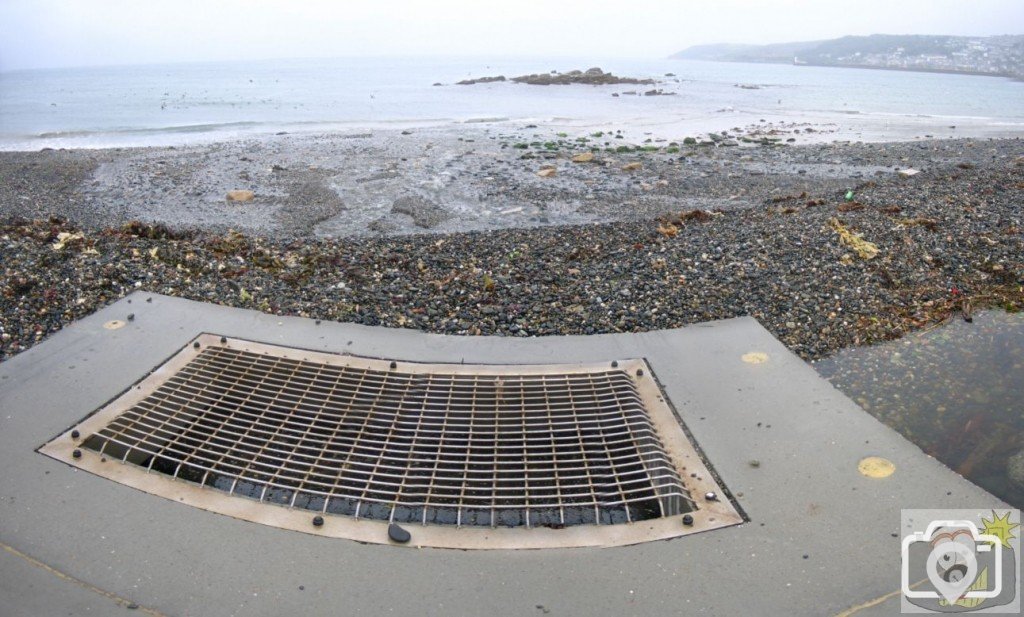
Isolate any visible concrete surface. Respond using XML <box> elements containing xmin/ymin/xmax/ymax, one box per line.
<box><xmin>0</xmin><ymin>293</ymin><xmax>1009</xmax><ymax>616</ymax></box>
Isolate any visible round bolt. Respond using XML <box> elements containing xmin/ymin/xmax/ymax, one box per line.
<box><xmin>312</xmin><ymin>515</ymin><xmax>324</xmax><ymax>527</ymax></box>
<box><xmin>704</xmin><ymin>491</ymin><xmax>718</xmax><ymax>502</ymax></box>
<box><xmin>72</xmin><ymin>449</ymin><xmax>82</xmax><ymax>459</ymax></box>
<box><xmin>611</xmin><ymin>360</ymin><xmax>618</xmax><ymax>368</ymax></box>
<box><xmin>682</xmin><ymin>514</ymin><xmax>694</xmax><ymax>526</ymax></box>
<box><xmin>71</xmin><ymin>430</ymin><xmax>80</xmax><ymax>439</ymax></box>
<box><xmin>193</xmin><ymin>341</ymin><xmax>200</xmax><ymax>349</ymax></box>
<box><xmin>389</xmin><ymin>361</ymin><xmax>397</xmax><ymax>369</ymax></box>
<box><xmin>636</xmin><ymin>368</ymin><xmax>644</xmax><ymax>377</ymax></box>
<box><xmin>220</xmin><ymin>336</ymin><xmax>227</xmax><ymax>344</ymax></box>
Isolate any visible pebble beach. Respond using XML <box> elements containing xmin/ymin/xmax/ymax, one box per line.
<box><xmin>1</xmin><ymin>126</ymin><xmax>1021</xmax><ymax>364</ymax></box>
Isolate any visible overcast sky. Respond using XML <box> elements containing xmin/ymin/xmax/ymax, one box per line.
<box><xmin>1</xmin><ymin>0</ymin><xmax>1022</xmax><ymax>71</ymax></box>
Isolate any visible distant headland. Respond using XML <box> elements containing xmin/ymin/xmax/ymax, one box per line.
<box><xmin>671</xmin><ymin>34</ymin><xmax>1024</xmax><ymax>80</ymax></box>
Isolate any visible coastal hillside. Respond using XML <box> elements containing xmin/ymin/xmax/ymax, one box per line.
<box><xmin>672</xmin><ymin>34</ymin><xmax>1024</xmax><ymax>79</ymax></box>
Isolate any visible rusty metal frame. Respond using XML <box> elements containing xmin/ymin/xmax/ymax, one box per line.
<box><xmin>40</xmin><ymin>334</ymin><xmax>742</xmax><ymax>549</ymax></box>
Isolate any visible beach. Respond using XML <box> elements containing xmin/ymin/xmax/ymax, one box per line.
<box><xmin>1</xmin><ymin>125</ymin><xmax>1021</xmax><ymax>363</ymax></box>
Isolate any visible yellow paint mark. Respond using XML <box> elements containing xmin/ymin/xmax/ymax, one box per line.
<box><xmin>834</xmin><ymin>578</ymin><xmax>927</xmax><ymax>616</ymax></box>
<box><xmin>103</xmin><ymin>320</ymin><xmax>125</xmax><ymax>330</ymax></box>
<box><xmin>1</xmin><ymin>540</ymin><xmax>167</xmax><ymax>616</ymax></box>
<box><xmin>858</xmin><ymin>456</ymin><xmax>895</xmax><ymax>478</ymax></box>
<box><xmin>741</xmin><ymin>352</ymin><xmax>769</xmax><ymax>364</ymax></box>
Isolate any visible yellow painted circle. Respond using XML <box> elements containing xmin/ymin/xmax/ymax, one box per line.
<box><xmin>103</xmin><ymin>320</ymin><xmax>126</xmax><ymax>330</ymax></box>
<box><xmin>741</xmin><ymin>352</ymin><xmax>769</xmax><ymax>364</ymax></box>
<box><xmin>858</xmin><ymin>456</ymin><xmax>895</xmax><ymax>478</ymax></box>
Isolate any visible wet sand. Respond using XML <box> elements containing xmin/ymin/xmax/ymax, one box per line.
<box><xmin>1</xmin><ymin>122</ymin><xmax>1018</xmax><ymax>239</ymax></box>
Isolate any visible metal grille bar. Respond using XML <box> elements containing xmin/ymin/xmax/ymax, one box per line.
<box><xmin>79</xmin><ymin>343</ymin><xmax>692</xmax><ymax>529</ymax></box>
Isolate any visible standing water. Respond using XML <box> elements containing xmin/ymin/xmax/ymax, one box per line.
<box><xmin>815</xmin><ymin>310</ymin><xmax>1024</xmax><ymax>507</ymax></box>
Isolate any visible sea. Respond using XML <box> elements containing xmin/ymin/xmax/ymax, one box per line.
<box><xmin>1</xmin><ymin>55</ymin><xmax>1023</xmax><ymax>150</ymax></box>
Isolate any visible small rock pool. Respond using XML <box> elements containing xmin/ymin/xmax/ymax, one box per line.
<box><xmin>814</xmin><ymin>310</ymin><xmax>1024</xmax><ymax>508</ymax></box>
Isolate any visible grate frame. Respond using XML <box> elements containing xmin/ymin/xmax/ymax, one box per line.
<box><xmin>41</xmin><ymin>334</ymin><xmax>742</xmax><ymax>549</ymax></box>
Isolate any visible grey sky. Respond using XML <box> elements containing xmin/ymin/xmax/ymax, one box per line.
<box><xmin>1</xmin><ymin>0</ymin><xmax>1021</xmax><ymax>71</ymax></box>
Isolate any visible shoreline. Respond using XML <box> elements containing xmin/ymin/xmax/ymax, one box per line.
<box><xmin>4</xmin><ymin>114</ymin><xmax>1023</xmax><ymax>154</ymax></box>
<box><xmin>1</xmin><ymin>128</ymin><xmax>1021</xmax><ymax>365</ymax></box>
<box><xmin>709</xmin><ymin>58</ymin><xmax>1024</xmax><ymax>82</ymax></box>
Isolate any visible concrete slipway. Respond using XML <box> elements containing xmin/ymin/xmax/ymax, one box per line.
<box><xmin>0</xmin><ymin>293</ymin><xmax>1009</xmax><ymax>616</ymax></box>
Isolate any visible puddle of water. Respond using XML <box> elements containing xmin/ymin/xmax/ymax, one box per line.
<box><xmin>814</xmin><ymin>310</ymin><xmax>1024</xmax><ymax>508</ymax></box>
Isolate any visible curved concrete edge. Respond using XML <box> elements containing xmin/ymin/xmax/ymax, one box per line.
<box><xmin>0</xmin><ymin>292</ymin><xmax>1009</xmax><ymax>617</ymax></box>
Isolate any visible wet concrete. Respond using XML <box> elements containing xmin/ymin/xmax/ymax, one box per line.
<box><xmin>0</xmin><ymin>293</ymin><xmax>1010</xmax><ymax>616</ymax></box>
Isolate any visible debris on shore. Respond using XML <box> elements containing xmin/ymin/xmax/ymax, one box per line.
<box><xmin>1</xmin><ymin>132</ymin><xmax>1021</xmax><ymax>365</ymax></box>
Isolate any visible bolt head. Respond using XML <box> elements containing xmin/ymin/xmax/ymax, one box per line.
<box><xmin>220</xmin><ymin>336</ymin><xmax>227</xmax><ymax>344</ymax></box>
<box><xmin>389</xmin><ymin>361</ymin><xmax>397</xmax><ymax>369</ymax></box>
<box><xmin>312</xmin><ymin>515</ymin><xmax>324</xmax><ymax>527</ymax></box>
<box><xmin>611</xmin><ymin>360</ymin><xmax>618</xmax><ymax>368</ymax></box>
<box><xmin>682</xmin><ymin>514</ymin><xmax>694</xmax><ymax>526</ymax></box>
<box><xmin>704</xmin><ymin>491</ymin><xmax>718</xmax><ymax>501</ymax></box>
<box><xmin>71</xmin><ymin>430</ymin><xmax>80</xmax><ymax>439</ymax></box>
<box><xmin>72</xmin><ymin>449</ymin><xmax>82</xmax><ymax>459</ymax></box>
<box><xmin>193</xmin><ymin>342</ymin><xmax>200</xmax><ymax>349</ymax></box>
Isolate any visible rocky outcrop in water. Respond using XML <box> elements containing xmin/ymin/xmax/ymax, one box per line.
<box><xmin>458</xmin><ymin>67</ymin><xmax>655</xmax><ymax>86</ymax></box>
<box><xmin>456</xmin><ymin>75</ymin><xmax>507</xmax><ymax>85</ymax></box>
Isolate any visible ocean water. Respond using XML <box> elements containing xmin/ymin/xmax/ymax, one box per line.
<box><xmin>1</xmin><ymin>55</ymin><xmax>1023</xmax><ymax>150</ymax></box>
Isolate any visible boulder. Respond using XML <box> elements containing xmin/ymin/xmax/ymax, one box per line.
<box><xmin>226</xmin><ymin>190</ymin><xmax>254</xmax><ymax>202</ymax></box>
<box><xmin>621</xmin><ymin>162</ymin><xmax>642</xmax><ymax>172</ymax></box>
<box><xmin>571</xmin><ymin>152</ymin><xmax>595</xmax><ymax>163</ymax></box>
<box><xmin>536</xmin><ymin>168</ymin><xmax>557</xmax><ymax>178</ymax></box>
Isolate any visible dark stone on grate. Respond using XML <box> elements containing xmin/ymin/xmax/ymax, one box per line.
<box><xmin>388</xmin><ymin>523</ymin><xmax>411</xmax><ymax>543</ymax></box>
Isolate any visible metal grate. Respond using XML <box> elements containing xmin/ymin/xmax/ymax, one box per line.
<box><xmin>43</xmin><ymin>335</ymin><xmax>742</xmax><ymax>548</ymax></box>
<box><xmin>80</xmin><ymin>346</ymin><xmax>689</xmax><ymax>527</ymax></box>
